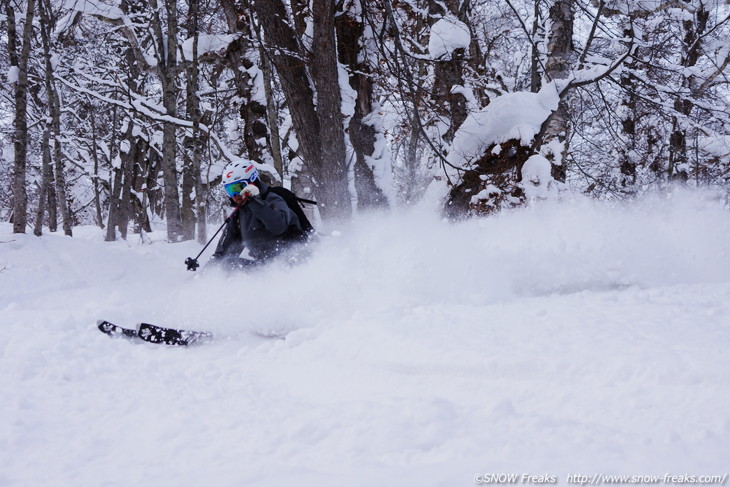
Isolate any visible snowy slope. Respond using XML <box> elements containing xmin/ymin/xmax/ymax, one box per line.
<box><xmin>1</xmin><ymin>191</ymin><xmax>729</xmax><ymax>487</ymax></box>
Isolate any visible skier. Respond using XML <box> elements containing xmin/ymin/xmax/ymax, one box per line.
<box><xmin>208</xmin><ymin>159</ymin><xmax>310</xmax><ymax>270</ymax></box>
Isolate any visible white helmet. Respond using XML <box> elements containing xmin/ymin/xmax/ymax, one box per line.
<box><xmin>222</xmin><ymin>159</ymin><xmax>258</xmax><ymax>196</ymax></box>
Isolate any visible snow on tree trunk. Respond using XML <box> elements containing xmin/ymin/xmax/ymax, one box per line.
<box><xmin>428</xmin><ymin>0</ymin><xmax>470</xmax><ymax>145</ymax></box>
<box><xmin>34</xmin><ymin>128</ymin><xmax>52</xmax><ymax>237</ymax></box>
<box><xmin>443</xmin><ymin>85</ymin><xmax>560</xmax><ymax>217</ymax></box>
<box><xmin>259</xmin><ymin>46</ymin><xmax>284</xmax><ymax>178</ymax></box>
<box><xmin>618</xmin><ymin>28</ymin><xmax>639</xmax><ymax>190</ymax></box>
<box><xmin>105</xmin><ymin>109</ymin><xmax>124</xmax><ymax>243</ymax></box>
<box><xmin>118</xmin><ymin>126</ymin><xmax>138</xmax><ymax>241</ymax></box>
<box><xmin>668</xmin><ymin>4</ymin><xmax>708</xmax><ymax>182</ymax></box>
<box><xmin>7</xmin><ymin>0</ymin><xmax>35</xmax><ymax>234</ymax></box>
<box><xmin>540</xmin><ymin>0</ymin><xmax>574</xmax><ymax>183</ymax></box>
<box><xmin>39</xmin><ymin>0</ymin><xmax>73</xmax><ymax>236</ymax></box>
<box><xmin>530</xmin><ymin>0</ymin><xmax>542</xmax><ymax>93</ymax></box>
<box><xmin>336</xmin><ymin>1</ymin><xmax>389</xmax><ymax>210</ymax></box>
<box><xmin>221</xmin><ymin>2</ymin><xmax>270</xmax><ymax>166</ymax></box>
<box><xmin>89</xmin><ymin>107</ymin><xmax>105</xmax><ymax>229</ymax></box>
<box><xmin>153</xmin><ymin>0</ymin><xmax>184</xmax><ymax>241</ymax></box>
<box><xmin>189</xmin><ymin>0</ymin><xmax>206</xmax><ymax>245</ymax></box>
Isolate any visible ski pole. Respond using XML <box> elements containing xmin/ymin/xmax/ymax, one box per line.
<box><xmin>185</xmin><ymin>208</ymin><xmax>239</xmax><ymax>271</ymax></box>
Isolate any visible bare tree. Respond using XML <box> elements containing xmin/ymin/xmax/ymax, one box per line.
<box><xmin>336</xmin><ymin>0</ymin><xmax>389</xmax><ymax>209</ymax></box>
<box><xmin>252</xmin><ymin>0</ymin><xmax>352</xmax><ymax>218</ymax></box>
<box><xmin>189</xmin><ymin>0</ymin><xmax>206</xmax><ymax>245</ymax></box>
<box><xmin>6</xmin><ymin>0</ymin><xmax>35</xmax><ymax>233</ymax></box>
<box><xmin>150</xmin><ymin>0</ymin><xmax>185</xmax><ymax>240</ymax></box>
<box><xmin>250</xmin><ymin>0</ymin><xmax>321</xmax><ymax>181</ymax></box>
<box><xmin>38</xmin><ymin>0</ymin><xmax>73</xmax><ymax>235</ymax></box>
<box><xmin>668</xmin><ymin>3</ymin><xmax>709</xmax><ymax>181</ymax></box>
<box><xmin>220</xmin><ymin>1</ymin><xmax>271</xmax><ymax>166</ymax></box>
<box><xmin>34</xmin><ymin>127</ymin><xmax>52</xmax><ymax>236</ymax></box>
<box><xmin>312</xmin><ymin>0</ymin><xmax>351</xmax><ymax>216</ymax></box>
<box><xmin>429</xmin><ymin>0</ymin><xmax>469</xmax><ymax>145</ymax></box>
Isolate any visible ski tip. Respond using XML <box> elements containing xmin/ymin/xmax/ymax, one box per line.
<box><xmin>97</xmin><ymin>320</ymin><xmax>138</xmax><ymax>340</ymax></box>
<box><xmin>97</xmin><ymin>320</ymin><xmax>112</xmax><ymax>334</ymax></box>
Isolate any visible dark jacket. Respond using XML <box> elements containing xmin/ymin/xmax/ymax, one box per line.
<box><xmin>211</xmin><ymin>182</ymin><xmax>302</xmax><ymax>264</ymax></box>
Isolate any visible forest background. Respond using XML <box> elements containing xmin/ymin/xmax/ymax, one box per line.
<box><xmin>1</xmin><ymin>0</ymin><xmax>728</xmax><ymax>242</ymax></box>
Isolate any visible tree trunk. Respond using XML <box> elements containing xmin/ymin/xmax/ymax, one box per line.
<box><xmin>253</xmin><ymin>0</ymin><xmax>352</xmax><ymax>217</ymax></box>
<box><xmin>105</xmin><ymin>163</ymin><xmax>123</xmax><ymax>242</ymax></box>
<box><xmin>530</xmin><ymin>0</ymin><xmax>542</xmax><ymax>93</ymax></box>
<box><xmin>429</xmin><ymin>0</ymin><xmax>468</xmax><ymax>145</ymax></box>
<box><xmin>118</xmin><ymin>130</ymin><xmax>136</xmax><ymax>240</ymax></box>
<box><xmin>181</xmin><ymin>0</ymin><xmax>206</xmax><ymax>242</ymax></box>
<box><xmin>181</xmin><ymin>146</ymin><xmax>196</xmax><ymax>241</ymax></box>
<box><xmin>290</xmin><ymin>0</ymin><xmax>310</xmax><ymax>38</ymax></box>
<box><xmin>47</xmin><ymin>177</ymin><xmax>58</xmax><ymax>232</ymax></box>
<box><xmin>221</xmin><ymin>1</ymin><xmax>269</xmax><ymax>164</ymax></box>
<box><xmin>251</xmin><ymin>0</ymin><xmax>320</xmax><ymax>171</ymax></box>
<box><xmin>618</xmin><ymin>30</ymin><xmax>638</xmax><ymax>189</ymax></box>
<box><xmin>39</xmin><ymin>0</ymin><xmax>73</xmax><ymax>236</ymax></box>
<box><xmin>134</xmin><ymin>143</ymin><xmax>154</xmax><ymax>234</ymax></box>
<box><xmin>336</xmin><ymin>1</ymin><xmax>389</xmax><ymax>209</ymax></box>
<box><xmin>105</xmin><ymin>107</ymin><xmax>121</xmax><ymax>242</ymax></box>
<box><xmin>89</xmin><ymin>104</ymin><xmax>105</xmax><ymax>228</ymax></box>
<box><xmin>34</xmin><ymin>128</ymin><xmax>52</xmax><ymax>236</ymax></box>
<box><xmin>311</xmin><ymin>0</ymin><xmax>352</xmax><ymax>218</ymax></box>
<box><xmin>540</xmin><ymin>0</ymin><xmax>574</xmax><ymax>182</ymax></box>
<box><xmin>404</xmin><ymin>106</ymin><xmax>422</xmax><ymax>204</ymax></box>
<box><xmin>190</xmin><ymin>0</ymin><xmax>206</xmax><ymax>244</ymax></box>
<box><xmin>668</xmin><ymin>5</ymin><xmax>708</xmax><ymax>182</ymax></box>
<box><xmin>150</xmin><ymin>0</ymin><xmax>184</xmax><ymax>241</ymax></box>
<box><xmin>7</xmin><ymin>0</ymin><xmax>35</xmax><ymax>234</ymax></box>
<box><xmin>52</xmin><ymin>91</ymin><xmax>73</xmax><ymax>235</ymax></box>
<box><xmin>259</xmin><ymin>44</ymin><xmax>284</xmax><ymax>177</ymax></box>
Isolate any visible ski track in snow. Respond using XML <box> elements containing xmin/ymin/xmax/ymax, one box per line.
<box><xmin>1</xmin><ymin>191</ymin><xmax>729</xmax><ymax>486</ymax></box>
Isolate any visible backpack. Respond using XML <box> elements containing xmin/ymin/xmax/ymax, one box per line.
<box><xmin>264</xmin><ymin>186</ymin><xmax>315</xmax><ymax>237</ymax></box>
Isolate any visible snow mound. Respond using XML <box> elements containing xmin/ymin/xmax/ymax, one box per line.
<box><xmin>521</xmin><ymin>154</ymin><xmax>556</xmax><ymax>199</ymax></box>
<box><xmin>448</xmin><ymin>83</ymin><xmax>560</xmax><ymax>168</ymax></box>
<box><xmin>2</xmin><ymin>191</ymin><xmax>729</xmax><ymax>486</ymax></box>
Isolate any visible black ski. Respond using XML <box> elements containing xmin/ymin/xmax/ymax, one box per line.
<box><xmin>137</xmin><ymin>322</ymin><xmax>213</xmax><ymax>346</ymax></box>
<box><xmin>97</xmin><ymin>320</ymin><xmax>213</xmax><ymax>346</ymax></box>
<box><xmin>97</xmin><ymin>320</ymin><xmax>138</xmax><ymax>340</ymax></box>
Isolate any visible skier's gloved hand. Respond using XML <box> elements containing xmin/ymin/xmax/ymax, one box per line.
<box><xmin>241</xmin><ymin>184</ymin><xmax>259</xmax><ymax>199</ymax></box>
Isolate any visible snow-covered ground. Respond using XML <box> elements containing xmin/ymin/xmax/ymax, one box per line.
<box><xmin>1</xmin><ymin>191</ymin><xmax>729</xmax><ymax>487</ymax></box>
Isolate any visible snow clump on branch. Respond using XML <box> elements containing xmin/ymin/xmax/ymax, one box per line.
<box><xmin>428</xmin><ymin>15</ymin><xmax>471</xmax><ymax>61</ymax></box>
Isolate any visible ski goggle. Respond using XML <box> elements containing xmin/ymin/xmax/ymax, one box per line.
<box><xmin>224</xmin><ymin>180</ymin><xmax>253</xmax><ymax>197</ymax></box>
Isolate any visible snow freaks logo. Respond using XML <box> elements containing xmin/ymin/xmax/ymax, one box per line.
<box><xmin>473</xmin><ymin>474</ymin><xmax>729</xmax><ymax>486</ymax></box>
<box><xmin>474</xmin><ymin>474</ymin><xmax>557</xmax><ymax>484</ymax></box>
